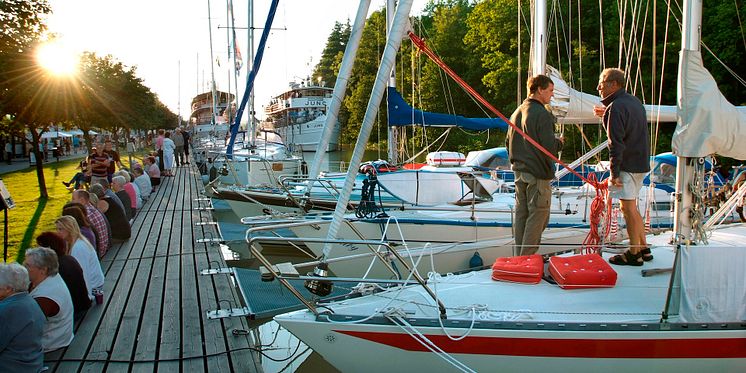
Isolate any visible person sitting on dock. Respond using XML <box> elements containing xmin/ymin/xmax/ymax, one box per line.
<box><xmin>0</xmin><ymin>263</ymin><xmax>45</xmax><ymax>371</ymax></box>
<box><xmin>111</xmin><ymin>175</ymin><xmax>134</xmax><ymax>221</ymax></box>
<box><xmin>62</xmin><ymin>203</ymin><xmax>97</xmax><ymax>255</ymax></box>
<box><xmin>35</xmin><ymin>232</ymin><xmax>91</xmax><ymax>321</ymax></box>
<box><xmin>54</xmin><ymin>216</ymin><xmax>105</xmax><ymax>307</ymax></box>
<box><xmin>115</xmin><ymin>170</ymin><xmax>141</xmax><ymax>211</ymax></box>
<box><xmin>132</xmin><ymin>166</ymin><xmax>152</xmax><ymax>201</ymax></box>
<box><xmin>90</xmin><ymin>184</ymin><xmax>131</xmax><ymax>242</ymax></box>
<box><xmin>62</xmin><ymin>159</ymin><xmax>91</xmax><ymax>191</ymax></box>
<box><xmin>88</xmin><ymin>145</ymin><xmax>111</xmax><ymax>187</ymax></box>
<box><xmin>71</xmin><ymin>190</ymin><xmax>111</xmax><ymax>258</ymax></box>
<box><xmin>144</xmin><ymin>156</ymin><xmax>160</xmax><ymax>191</ymax></box>
<box><xmin>23</xmin><ymin>247</ymin><xmax>74</xmax><ymax>352</ymax></box>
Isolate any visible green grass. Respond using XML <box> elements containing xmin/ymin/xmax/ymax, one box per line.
<box><xmin>1</xmin><ymin>151</ymin><xmax>150</xmax><ymax>263</ymax></box>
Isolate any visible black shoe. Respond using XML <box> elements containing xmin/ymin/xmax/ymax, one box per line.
<box><xmin>609</xmin><ymin>250</ymin><xmax>644</xmax><ymax>266</ymax></box>
<box><xmin>62</xmin><ymin>181</ymin><xmax>71</xmax><ymax>187</ymax></box>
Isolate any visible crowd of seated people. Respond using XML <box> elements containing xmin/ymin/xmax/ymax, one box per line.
<box><xmin>0</xmin><ymin>142</ymin><xmax>174</xmax><ymax>369</ymax></box>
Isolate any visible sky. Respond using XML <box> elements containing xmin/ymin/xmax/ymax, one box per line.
<box><xmin>45</xmin><ymin>0</ymin><xmax>427</xmax><ymax>121</ymax></box>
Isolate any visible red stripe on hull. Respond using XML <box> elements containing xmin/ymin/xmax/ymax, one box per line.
<box><xmin>336</xmin><ymin>330</ymin><xmax>746</xmax><ymax>358</ymax></box>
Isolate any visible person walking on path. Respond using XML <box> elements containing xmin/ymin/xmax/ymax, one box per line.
<box><xmin>506</xmin><ymin>74</ymin><xmax>563</xmax><ymax>256</ymax></box>
<box><xmin>594</xmin><ymin>68</ymin><xmax>651</xmax><ymax>266</ymax></box>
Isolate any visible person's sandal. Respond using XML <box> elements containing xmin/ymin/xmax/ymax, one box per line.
<box><xmin>641</xmin><ymin>247</ymin><xmax>654</xmax><ymax>262</ymax></box>
<box><xmin>609</xmin><ymin>250</ymin><xmax>644</xmax><ymax>266</ymax></box>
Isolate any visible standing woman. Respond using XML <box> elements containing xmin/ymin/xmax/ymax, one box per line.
<box><xmin>0</xmin><ymin>263</ymin><xmax>46</xmax><ymax>371</ymax></box>
<box><xmin>55</xmin><ymin>216</ymin><xmax>105</xmax><ymax>300</ymax></box>
<box><xmin>24</xmin><ymin>247</ymin><xmax>74</xmax><ymax>352</ymax></box>
<box><xmin>162</xmin><ymin>131</ymin><xmax>176</xmax><ymax>177</ymax></box>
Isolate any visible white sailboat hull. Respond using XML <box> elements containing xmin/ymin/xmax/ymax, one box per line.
<box><xmin>278</xmin><ymin>313</ymin><xmax>746</xmax><ymax>372</ymax></box>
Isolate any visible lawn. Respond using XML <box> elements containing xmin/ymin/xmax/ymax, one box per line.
<box><xmin>1</xmin><ymin>151</ymin><xmax>150</xmax><ymax>263</ymax></box>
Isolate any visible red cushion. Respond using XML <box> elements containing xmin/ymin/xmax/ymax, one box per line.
<box><xmin>491</xmin><ymin>254</ymin><xmax>544</xmax><ymax>284</ymax></box>
<box><xmin>548</xmin><ymin>254</ymin><xmax>617</xmax><ymax>289</ymax></box>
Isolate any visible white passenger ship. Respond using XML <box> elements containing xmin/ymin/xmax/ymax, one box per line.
<box><xmin>261</xmin><ymin>79</ymin><xmax>339</xmax><ymax>152</ymax></box>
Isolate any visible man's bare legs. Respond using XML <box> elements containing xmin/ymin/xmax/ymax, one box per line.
<box><xmin>620</xmin><ymin>198</ymin><xmax>647</xmax><ymax>254</ymax></box>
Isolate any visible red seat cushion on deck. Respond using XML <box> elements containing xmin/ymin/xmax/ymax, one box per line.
<box><xmin>491</xmin><ymin>254</ymin><xmax>544</xmax><ymax>284</ymax></box>
<box><xmin>548</xmin><ymin>254</ymin><xmax>617</xmax><ymax>289</ymax></box>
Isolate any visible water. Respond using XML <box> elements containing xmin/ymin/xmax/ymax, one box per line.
<box><xmin>211</xmin><ymin>148</ymin><xmax>353</xmax><ymax>372</ymax></box>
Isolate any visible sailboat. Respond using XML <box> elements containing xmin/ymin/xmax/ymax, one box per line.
<box><xmin>268</xmin><ymin>0</ymin><xmax>746</xmax><ymax>370</ymax></box>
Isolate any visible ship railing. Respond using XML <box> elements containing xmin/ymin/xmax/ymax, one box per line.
<box><xmin>277</xmin><ymin>175</ymin><xmax>343</xmax><ymax>198</ymax></box>
<box><xmin>244</xmin><ymin>219</ymin><xmax>449</xmax><ymax>318</ymax></box>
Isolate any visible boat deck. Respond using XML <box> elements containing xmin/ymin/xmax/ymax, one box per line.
<box><xmin>44</xmin><ymin>164</ymin><xmax>261</xmax><ymax>372</ymax></box>
<box><xmin>321</xmin><ymin>243</ymin><xmax>678</xmax><ymax>324</ymax></box>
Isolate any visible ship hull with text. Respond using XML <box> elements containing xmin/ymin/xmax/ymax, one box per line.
<box><xmin>261</xmin><ymin>80</ymin><xmax>340</xmax><ymax>152</ymax></box>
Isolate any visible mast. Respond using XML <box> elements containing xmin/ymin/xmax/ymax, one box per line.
<box><xmin>305</xmin><ymin>0</ymin><xmax>371</xmax><ymax>185</ymax></box>
<box><xmin>207</xmin><ymin>0</ymin><xmax>219</xmax><ymax>127</ymax></box>
<box><xmin>530</xmin><ymin>0</ymin><xmax>547</xmax><ymax>76</ymax></box>
<box><xmin>672</xmin><ymin>0</ymin><xmax>702</xmax><ymax>244</ymax></box>
<box><xmin>386</xmin><ymin>0</ymin><xmax>399</xmax><ymax>164</ymax></box>
<box><xmin>248</xmin><ymin>0</ymin><xmax>256</xmax><ymax>145</ymax></box>
<box><xmin>322</xmin><ymin>0</ymin><xmax>414</xmax><ymax>259</ymax></box>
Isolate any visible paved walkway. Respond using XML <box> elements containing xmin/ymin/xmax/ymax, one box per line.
<box><xmin>0</xmin><ymin>152</ymin><xmax>89</xmax><ymax>175</ymax></box>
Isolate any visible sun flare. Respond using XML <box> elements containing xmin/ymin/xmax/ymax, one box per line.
<box><xmin>36</xmin><ymin>40</ymin><xmax>79</xmax><ymax>76</ymax></box>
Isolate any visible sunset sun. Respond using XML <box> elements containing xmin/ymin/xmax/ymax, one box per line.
<box><xmin>36</xmin><ymin>40</ymin><xmax>79</xmax><ymax>76</ymax></box>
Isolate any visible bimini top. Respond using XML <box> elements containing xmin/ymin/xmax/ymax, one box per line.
<box><xmin>386</xmin><ymin>87</ymin><xmax>508</xmax><ymax>131</ymax></box>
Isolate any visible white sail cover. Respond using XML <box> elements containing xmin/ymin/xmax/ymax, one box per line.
<box><xmin>547</xmin><ymin>65</ymin><xmax>678</xmax><ymax>124</ymax></box>
<box><xmin>679</xmin><ymin>243</ymin><xmax>746</xmax><ymax>323</ymax></box>
<box><xmin>672</xmin><ymin>50</ymin><xmax>746</xmax><ymax>160</ymax></box>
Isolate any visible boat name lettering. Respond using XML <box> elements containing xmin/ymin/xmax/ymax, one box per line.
<box><xmin>305</xmin><ymin>99</ymin><xmax>326</xmax><ymax>106</ymax></box>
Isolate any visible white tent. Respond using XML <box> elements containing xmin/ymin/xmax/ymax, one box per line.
<box><xmin>41</xmin><ymin>131</ymin><xmax>73</xmax><ymax>139</ymax></box>
<box><xmin>67</xmin><ymin>129</ymin><xmax>99</xmax><ymax>136</ymax></box>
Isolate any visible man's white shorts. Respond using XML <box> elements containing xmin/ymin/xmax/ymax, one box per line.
<box><xmin>610</xmin><ymin>171</ymin><xmax>646</xmax><ymax>200</ymax></box>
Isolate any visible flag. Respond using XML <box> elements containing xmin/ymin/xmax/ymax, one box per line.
<box><xmin>233</xmin><ymin>35</ymin><xmax>243</xmax><ymax>73</ymax></box>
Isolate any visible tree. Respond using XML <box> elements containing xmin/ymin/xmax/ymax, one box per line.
<box><xmin>313</xmin><ymin>20</ymin><xmax>351</xmax><ymax>86</ymax></box>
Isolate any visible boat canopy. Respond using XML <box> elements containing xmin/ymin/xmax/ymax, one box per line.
<box><xmin>386</xmin><ymin>87</ymin><xmax>508</xmax><ymax>131</ymax></box>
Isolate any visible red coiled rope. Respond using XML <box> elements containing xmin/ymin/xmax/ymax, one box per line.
<box><xmin>581</xmin><ymin>173</ymin><xmax>611</xmax><ymax>253</ymax></box>
<box><xmin>407</xmin><ymin>32</ymin><xmax>610</xmax><ymax>250</ymax></box>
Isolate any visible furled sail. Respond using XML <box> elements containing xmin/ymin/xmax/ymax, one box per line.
<box><xmin>547</xmin><ymin>65</ymin><xmax>678</xmax><ymax>124</ymax></box>
<box><xmin>672</xmin><ymin>50</ymin><xmax>746</xmax><ymax>160</ymax></box>
<box><xmin>386</xmin><ymin>87</ymin><xmax>508</xmax><ymax>131</ymax></box>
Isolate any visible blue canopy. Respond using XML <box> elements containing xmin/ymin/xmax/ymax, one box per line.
<box><xmin>387</xmin><ymin>87</ymin><xmax>508</xmax><ymax>131</ymax></box>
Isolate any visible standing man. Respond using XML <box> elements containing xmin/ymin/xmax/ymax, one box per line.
<box><xmin>507</xmin><ymin>74</ymin><xmax>563</xmax><ymax>256</ymax></box>
<box><xmin>4</xmin><ymin>139</ymin><xmax>12</xmax><ymax>164</ymax></box>
<box><xmin>181</xmin><ymin>128</ymin><xmax>190</xmax><ymax>164</ymax></box>
<box><xmin>172</xmin><ymin>128</ymin><xmax>184</xmax><ymax>167</ymax></box>
<box><xmin>594</xmin><ymin>68</ymin><xmax>651</xmax><ymax>266</ymax></box>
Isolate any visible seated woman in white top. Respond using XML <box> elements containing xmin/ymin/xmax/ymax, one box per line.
<box><xmin>55</xmin><ymin>216</ymin><xmax>105</xmax><ymax>299</ymax></box>
<box><xmin>24</xmin><ymin>247</ymin><xmax>74</xmax><ymax>352</ymax></box>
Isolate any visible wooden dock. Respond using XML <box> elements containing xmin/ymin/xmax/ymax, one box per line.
<box><xmin>45</xmin><ymin>164</ymin><xmax>262</xmax><ymax>372</ymax></box>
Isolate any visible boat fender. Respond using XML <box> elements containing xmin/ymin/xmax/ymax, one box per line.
<box><xmin>469</xmin><ymin>252</ymin><xmax>483</xmax><ymax>269</ymax></box>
